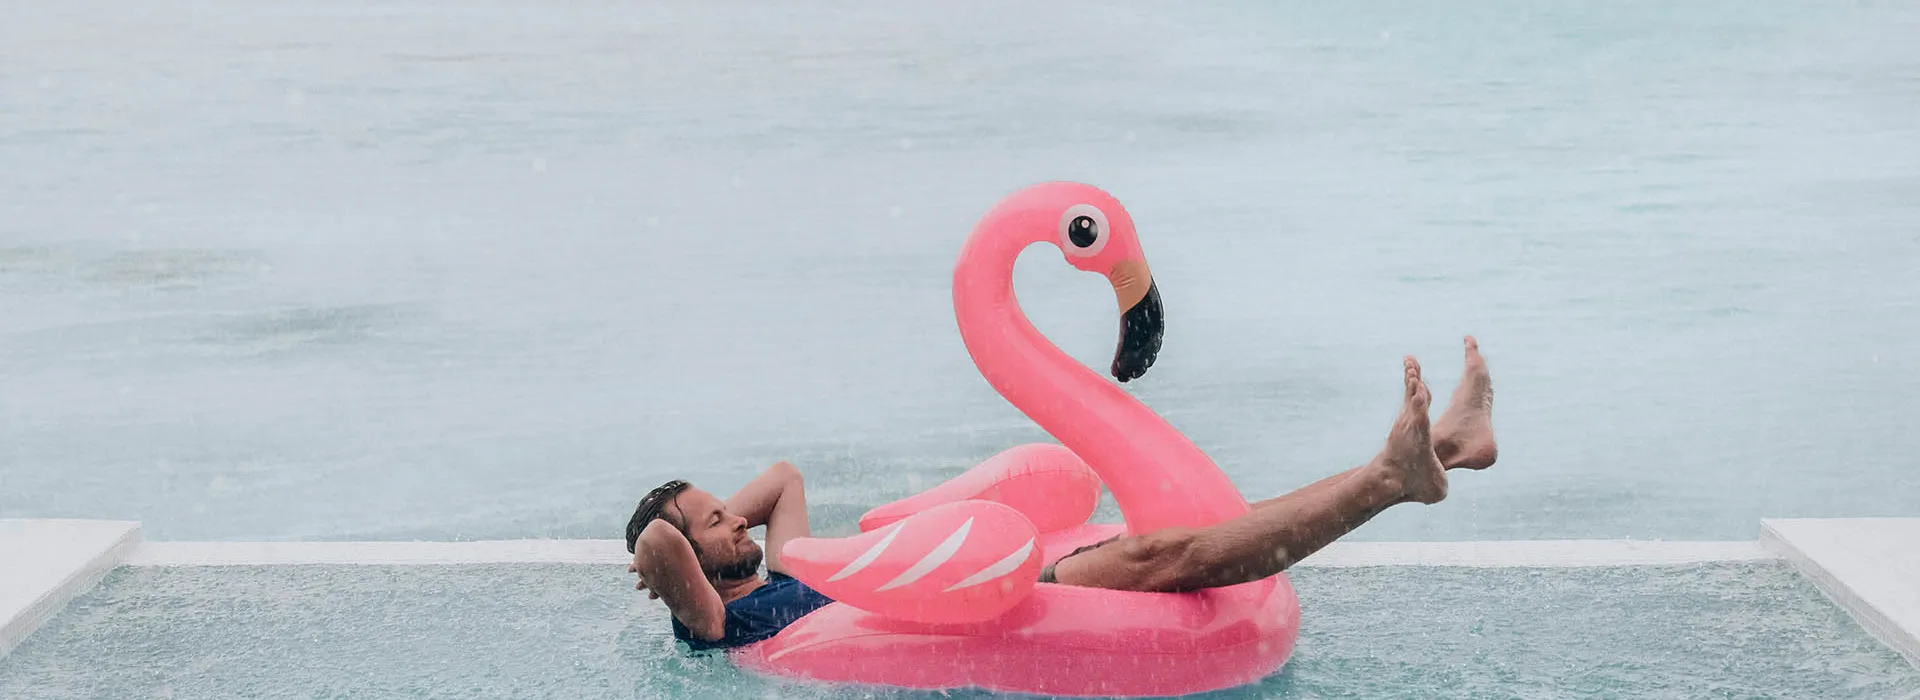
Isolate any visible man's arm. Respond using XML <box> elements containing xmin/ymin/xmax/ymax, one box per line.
<box><xmin>723</xmin><ymin>461</ymin><xmax>810</xmax><ymax>575</ymax></box>
<box><xmin>631</xmin><ymin>519</ymin><xmax>727</xmax><ymax>641</ymax></box>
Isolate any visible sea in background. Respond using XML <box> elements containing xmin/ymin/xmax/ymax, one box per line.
<box><xmin>4</xmin><ymin>0</ymin><xmax>1919</xmax><ymax>544</ymax></box>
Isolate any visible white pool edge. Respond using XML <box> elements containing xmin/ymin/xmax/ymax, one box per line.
<box><xmin>120</xmin><ymin>537</ymin><xmax>1778</xmax><ymax>568</ymax></box>
<box><xmin>1761</xmin><ymin>518</ymin><xmax>1920</xmax><ymax>669</ymax></box>
<box><xmin>126</xmin><ymin>539</ymin><xmax>636</xmax><ymax>566</ymax></box>
<box><xmin>0</xmin><ymin>520</ymin><xmax>142</xmax><ymax>660</ymax></box>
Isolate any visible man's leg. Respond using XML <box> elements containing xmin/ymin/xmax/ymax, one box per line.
<box><xmin>1050</xmin><ymin>356</ymin><xmax>1449</xmax><ymax>592</ymax></box>
<box><xmin>1249</xmin><ymin>336</ymin><xmax>1496</xmax><ymax>514</ymax></box>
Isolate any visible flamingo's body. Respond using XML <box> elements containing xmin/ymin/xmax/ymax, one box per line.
<box><xmin>735</xmin><ymin>183</ymin><xmax>1301</xmax><ymax>697</ymax></box>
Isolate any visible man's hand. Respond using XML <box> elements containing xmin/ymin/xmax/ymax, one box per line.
<box><xmin>627</xmin><ymin>561</ymin><xmax>660</xmax><ymax>599</ymax></box>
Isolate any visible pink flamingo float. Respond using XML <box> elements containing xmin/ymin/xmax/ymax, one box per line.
<box><xmin>733</xmin><ymin>182</ymin><xmax>1301</xmax><ymax>697</ymax></box>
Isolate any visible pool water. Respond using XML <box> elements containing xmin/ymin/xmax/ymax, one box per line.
<box><xmin>2</xmin><ymin>562</ymin><xmax>1916</xmax><ymax>699</ymax></box>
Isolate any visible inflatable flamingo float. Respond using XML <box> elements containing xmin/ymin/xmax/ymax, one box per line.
<box><xmin>733</xmin><ymin>182</ymin><xmax>1301</xmax><ymax>696</ymax></box>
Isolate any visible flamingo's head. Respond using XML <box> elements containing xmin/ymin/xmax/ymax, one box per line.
<box><xmin>997</xmin><ymin>181</ymin><xmax>1162</xmax><ymax>383</ymax></box>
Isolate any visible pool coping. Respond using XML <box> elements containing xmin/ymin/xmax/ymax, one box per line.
<box><xmin>0</xmin><ymin>519</ymin><xmax>142</xmax><ymax>660</ymax></box>
<box><xmin>1761</xmin><ymin>517</ymin><xmax>1920</xmax><ymax>668</ymax></box>
<box><xmin>121</xmin><ymin>537</ymin><xmax>1775</xmax><ymax>567</ymax></box>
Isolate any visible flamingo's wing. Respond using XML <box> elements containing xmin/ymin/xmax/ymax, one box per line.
<box><xmin>858</xmin><ymin>443</ymin><xmax>1100</xmax><ymax>534</ymax></box>
<box><xmin>782</xmin><ymin>500</ymin><xmax>1042</xmax><ymax>624</ymax></box>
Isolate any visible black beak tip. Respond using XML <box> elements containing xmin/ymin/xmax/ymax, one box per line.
<box><xmin>1111</xmin><ymin>280</ymin><xmax>1164</xmax><ymax>384</ymax></box>
<box><xmin>1111</xmin><ymin>353</ymin><xmax>1156</xmax><ymax>383</ymax></box>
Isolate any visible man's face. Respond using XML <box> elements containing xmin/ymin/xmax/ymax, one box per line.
<box><xmin>670</xmin><ymin>487</ymin><xmax>763</xmax><ymax>580</ymax></box>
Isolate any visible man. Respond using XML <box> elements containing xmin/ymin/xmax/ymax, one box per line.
<box><xmin>628</xmin><ymin>338</ymin><xmax>1497</xmax><ymax>651</ymax></box>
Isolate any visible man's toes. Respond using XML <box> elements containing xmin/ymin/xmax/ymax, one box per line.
<box><xmin>1402</xmin><ymin>359</ymin><xmax>1431</xmax><ymax>410</ymax></box>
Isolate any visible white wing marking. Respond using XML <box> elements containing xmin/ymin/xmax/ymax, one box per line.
<box><xmin>875</xmin><ymin>518</ymin><xmax>972</xmax><ymax>592</ymax></box>
<box><xmin>826</xmin><ymin>522</ymin><xmax>903</xmax><ymax>582</ymax></box>
<box><xmin>943</xmin><ymin>538</ymin><xmax>1035</xmax><ymax>592</ymax></box>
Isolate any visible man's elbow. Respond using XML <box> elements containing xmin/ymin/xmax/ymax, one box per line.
<box><xmin>769</xmin><ymin>460</ymin><xmax>802</xmax><ymax>483</ymax></box>
<box><xmin>671</xmin><ymin>604</ymin><xmax>726</xmax><ymax>642</ymax></box>
<box><xmin>692</xmin><ymin>612</ymin><xmax>727</xmax><ymax>642</ymax></box>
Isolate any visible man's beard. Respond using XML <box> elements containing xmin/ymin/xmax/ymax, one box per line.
<box><xmin>694</xmin><ymin>540</ymin><xmax>763</xmax><ymax>582</ymax></box>
<box><xmin>713</xmin><ymin>549</ymin><xmax>763</xmax><ymax>581</ymax></box>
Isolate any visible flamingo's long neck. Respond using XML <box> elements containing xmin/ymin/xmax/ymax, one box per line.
<box><xmin>952</xmin><ymin>226</ymin><xmax>1249</xmax><ymax>535</ymax></box>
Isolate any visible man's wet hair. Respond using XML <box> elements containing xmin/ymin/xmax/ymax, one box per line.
<box><xmin>627</xmin><ymin>479</ymin><xmax>691</xmax><ymax>553</ymax></box>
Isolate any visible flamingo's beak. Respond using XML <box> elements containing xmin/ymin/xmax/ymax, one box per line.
<box><xmin>1108</xmin><ymin>259</ymin><xmax>1162</xmax><ymax>383</ymax></box>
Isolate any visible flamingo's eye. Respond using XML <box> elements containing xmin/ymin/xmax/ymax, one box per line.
<box><xmin>1058</xmin><ymin>205</ymin><xmax>1109</xmax><ymax>257</ymax></box>
<box><xmin>1068</xmin><ymin>216</ymin><xmax>1098</xmax><ymax>247</ymax></box>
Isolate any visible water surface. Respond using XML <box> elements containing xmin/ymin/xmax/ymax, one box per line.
<box><xmin>3</xmin><ymin>0</ymin><xmax>1918</xmax><ymax>542</ymax></box>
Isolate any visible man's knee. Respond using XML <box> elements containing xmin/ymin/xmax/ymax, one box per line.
<box><xmin>1115</xmin><ymin>528</ymin><xmax>1208</xmax><ymax>592</ymax></box>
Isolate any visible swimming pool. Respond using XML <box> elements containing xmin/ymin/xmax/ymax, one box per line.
<box><xmin>6</xmin><ymin>0</ymin><xmax>1920</xmax><ymax>695</ymax></box>
<box><xmin>2</xmin><ymin>560</ymin><xmax>1915</xmax><ymax>699</ymax></box>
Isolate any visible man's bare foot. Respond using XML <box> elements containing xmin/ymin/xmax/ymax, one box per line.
<box><xmin>1371</xmin><ymin>357</ymin><xmax>1448</xmax><ymax>505</ymax></box>
<box><xmin>1433</xmin><ymin>336</ymin><xmax>1498</xmax><ymax>471</ymax></box>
